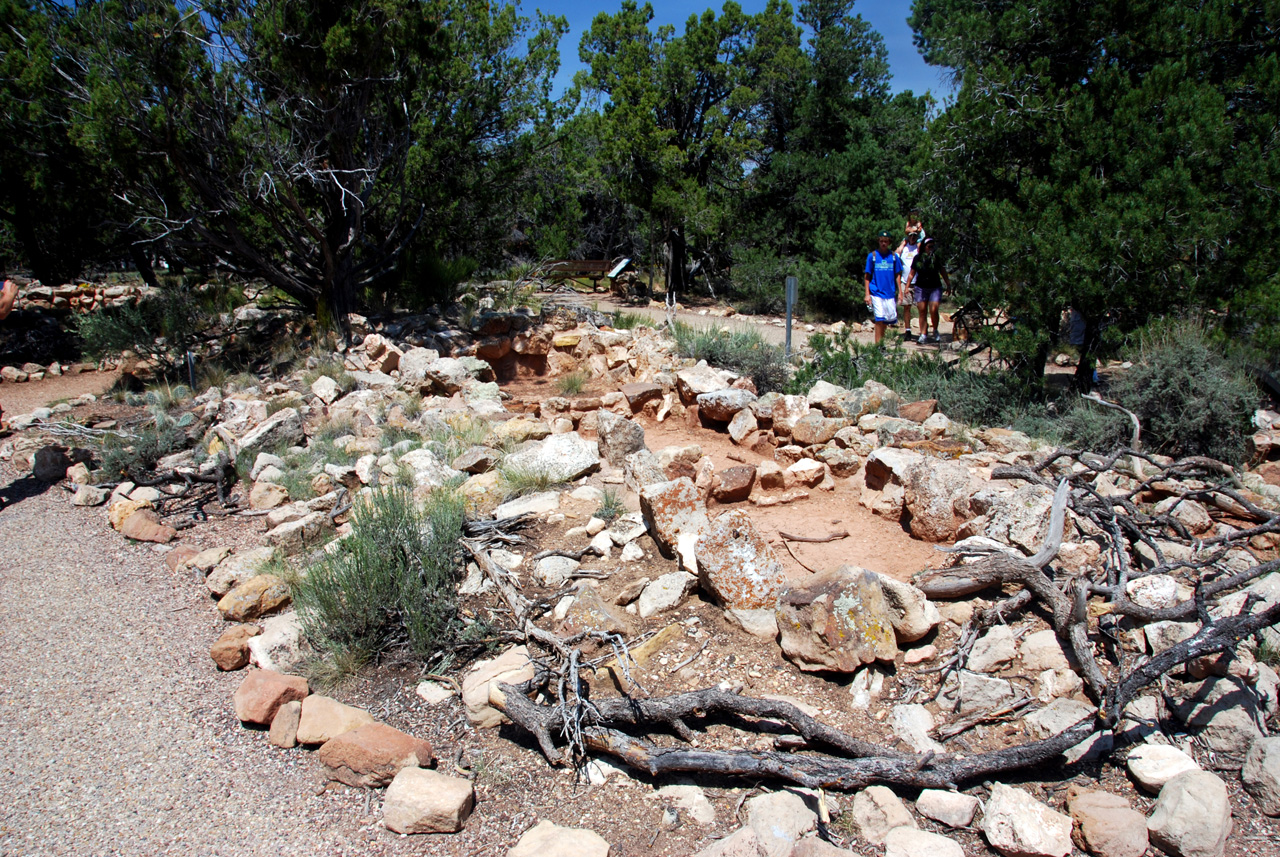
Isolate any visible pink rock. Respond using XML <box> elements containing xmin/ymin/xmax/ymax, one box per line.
<box><xmin>233</xmin><ymin>669</ymin><xmax>309</xmax><ymax>725</ymax></box>
<box><xmin>119</xmin><ymin>509</ymin><xmax>177</xmax><ymax>543</ymax></box>
<box><xmin>317</xmin><ymin>723</ymin><xmax>435</xmax><ymax>788</ymax></box>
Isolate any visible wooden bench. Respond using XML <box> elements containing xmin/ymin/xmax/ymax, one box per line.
<box><xmin>545</xmin><ymin>259</ymin><xmax>617</xmax><ymax>283</ymax></box>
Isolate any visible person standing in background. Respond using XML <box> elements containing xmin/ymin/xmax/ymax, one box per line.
<box><xmin>907</xmin><ymin>237</ymin><xmax>950</xmax><ymax>343</ymax></box>
<box><xmin>0</xmin><ymin>278</ymin><xmax>16</xmax><ymax>320</ymax></box>
<box><xmin>896</xmin><ymin>230</ymin><xmax>922</xmax><ymax>339</ymax></box>
<box><xmin>863</xmin><ymin>231</ymin><xmax>903</xmax><ymax>345</ymax></box>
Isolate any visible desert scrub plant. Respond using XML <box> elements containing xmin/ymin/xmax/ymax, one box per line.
<box><xmin>1104</xmin><ymin>318</ymin><xmax>1257</xmax><ymax>464</ymax></box>
<box><xmin>423</xmin><ymin>414</ymin><xmax>491</xmax><ymax>462</ymax></box>
<box><xmin>556</xmin><ymin>371</ymin><xmax>588</xmax><ymax>396</ymax></box>
<box><xmin>302</xmin><ymin>358</ymin><xmax>355</xmax><ymax>395</ymax></box>
<box><xmin>595</xmin><ymin>487</ymin><xmax>625</xmax><ymax>522</ymax></box>
<box><xmin>672</xmin><ymin>322</ymin><xmax>790</xmax><ymax>394</ymax></box>
<box><xmin>99</xmin><ymin>413</ymin><xmax>190</xmax><ymax>482</ymax></box>
<box><xmin>497</xmin><ymin>461</ymin><xmax>564</xmax><ymax>500</ymax></box>
<box><xmin>75</xmin><ymin>289</ymin><xmax>209</xmax><ymax>375</ymax></box>
<box><xmin>611</xmin><ymin>311</ymin><xmax>652</xmax><ymax>330</ymax></box>
<box><xmin>293</xmin><ymin>487</ymin><xmax>467</xmax><ymax>663</ymax></box>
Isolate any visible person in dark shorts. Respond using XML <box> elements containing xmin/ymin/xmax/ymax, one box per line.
<box><xmin>907</xmin><ymin>237</ymin><xmax>951</xmax><ymax>343</ymax></box>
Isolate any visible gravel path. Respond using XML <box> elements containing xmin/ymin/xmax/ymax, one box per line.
<box><xmin>0</xmin><ymin>465</ymin><xmax>376</xmax><ymax>856</ymax></box>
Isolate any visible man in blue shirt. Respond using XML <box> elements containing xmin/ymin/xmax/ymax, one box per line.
<box><xmin>863</xmin><ymin>231</ymin><xmax>903</xmax><ymax>344</ymax></box>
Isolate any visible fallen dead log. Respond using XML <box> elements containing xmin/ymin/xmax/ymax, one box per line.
<box><xmin>778</xmin><ymin>529</ymin><xmax>849</xmax><ymax>543</ymax></box>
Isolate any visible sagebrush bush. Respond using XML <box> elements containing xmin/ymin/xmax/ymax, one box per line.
<box><xmin>293</xmin><ymin>487</ymin><xmax>466</xmax><ymax>662</ymax></box>
<box><xmin>1105</xmin><ymin>320</ymin><xmax>1257</xmax><ymax>464</ymax></box>
<box><xmin>556</xmin><ymin>371</ymin><xmax>588</xmax><ymax>396</ymax></box>
<box><xmin>673</xmin><ymin>322</ymin><xmax>791</xmax><ymax>394</ymax></box>
<box><xmin>100</xmin><ymin>414</ymin><xmax>190</xmax><ymax>481</ymax></box>
<box><xmin>611</xmin><ymin>311</ymin><xmax>652</xmax><ymax>330</ymax></box>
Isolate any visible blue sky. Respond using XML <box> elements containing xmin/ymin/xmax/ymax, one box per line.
<box><xmin>543</xmin><ymin>0</ymin><xmax>953</xmax><ymax>99</ymax></box>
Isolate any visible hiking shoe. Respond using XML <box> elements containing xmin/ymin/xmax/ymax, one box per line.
<box><xmin>917</xmin><ymin>334</ymin><xmax>928</xmax><ymax>344</ymax></box>
<box><xmin>928</xmin><ymin>332</ymin><xmax>940</xmax><ymax>342</ymax></box>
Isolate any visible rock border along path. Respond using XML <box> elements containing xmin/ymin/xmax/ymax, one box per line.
<box><xmin>0</xmin><ymin>463</ymin><xmax>372</xmax><ymax>856</ymax></box>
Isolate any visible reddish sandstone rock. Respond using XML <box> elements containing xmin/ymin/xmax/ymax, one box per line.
<box><xmin>713</xmin><ymin>466</ymin><xmax>756</xmax><ymax>504</ymax></box>
<box><xmin>317</xmin><ymin>722</ymin><xmax>435</xmax><ymax>787</ymax></box>
<box><xmin>695</xmin><ymin>510</ymin><xmax>785</xmax><ymax>610</ymax></box>
<box><xmin>210</xmin><ymin>623</ymin><xmax>261</xmax><ymax>671</ymax></box>
<box><xmin>233</xmin><ymin>669</ymin><xmax>308</xmax><ymax>725</ymax></box>
<box><xmin>119</xmin><ymin>509</ymin><xmax>177</xmax><ymax>543</ymax></box>
<box><xmin>640</xmin><ymin>477</ymin><xmax>709</xmax><ymax>556</ymax></box>
<box><xmin>897</xmin><ymin>399</ymin><xmax>939</xmax><ymax>423</ymax></box>
<box><xmin>164</xmin><ymin>545</ymin><xmax>199</xmax><ymax>572</ymax></box>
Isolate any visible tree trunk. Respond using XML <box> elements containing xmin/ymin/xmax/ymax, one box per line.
<box><xmin>665</xmin><ymin>222</ymin><xmax>687</xmax><ymax>306</ymax></box>
<box><xmin>129</xmin><ymin>242</ymin><xmax>159</xmax><ymax>290</ymax></box>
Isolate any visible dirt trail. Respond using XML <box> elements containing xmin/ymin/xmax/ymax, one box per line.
<box><xmin>0</xmin><ymin>465</ymin><xmax>376</xmax><ymax>856</ymax></box>
<box><xmin>0</xmin><ymin>370</ymin><xmax>120</xmax><ymax>419</ymax></box>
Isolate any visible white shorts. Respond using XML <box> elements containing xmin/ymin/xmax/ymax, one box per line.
<box><xmin>871</xmin><ymin>296</ymin><xmax>898</xmax><ymax>324</ymax></box>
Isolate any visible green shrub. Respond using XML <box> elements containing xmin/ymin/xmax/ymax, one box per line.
<box><xmin>611</xmin><ymin>311</ymin><xmax>653</xmax><ymax>330</ymax></box>
<box><xmin>99</xmin><ymin>414</ymin><xmax>190</xmax><ymax>481</ymax></box>
<box><xmin>1105</xmin><ymin>319</ymin><xmax>1257</xmax><ymax>464</ymax></box>
<box><xmin>497</xmin><ymin>461</ymin><xmax>565</xmax><ymax>500</ymax></box>
<box><xmin>596</xmin><ymin>487</ymin><xmax>625</xmax><ymax>522</ymax></box>
<box><xmin>556</xmin><ymin>371</ymin><xmax>588</xmax><ymax>396</ymax></box>
<box><xmin>293</xmin><ymin>487</ymin><xmax>466</xmax><ymax>662</ymax></box>
<box><xmin>76</xmin><ymin>289</ymin><xmax>209</xmax><ymax>374</ymax></box>
<box><xmin>673</xmin><ymin>322</ymin><xmax>791</xmax><ymax>394</ymax></box>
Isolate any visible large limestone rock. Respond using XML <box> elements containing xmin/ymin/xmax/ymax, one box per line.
<box><xmin>1146</xmin><ymin>770</ymin><xmax>1232</xmax><ymax>857</ymax></box>
<box><xmin>904</xmin><ymin>459</ymin><xmax>972</xmax><ymax>542</ymax></box>
<box><xmin>1066</xmin><ymin>786</ymin><xmax>1148</xmax><ymax>857</ymax></box>
<box><xmin>398</xmin><ymin>447</ymin><xmax>463</xmax><ymax>492</ymax></box>
<box><xmin>694</xmin><ymin>511</ymin><xmax>786</xmax><ymax>610</ymax></box>
<box><xmin>216</xmin><ymin>574</ymin><xmax>291</xmax><ymax>622</ymax></box>
<box><xmin>916</xmin><ymin>789</ymin><xmax>980</xmax><ymax>828</ymax></box>
<box><xmin>595</xmin><ymin>411</ymin><xmax>646</xmax><ymax>467</ymax></box>
<box><xmin>745</xmin><ymin>790</ymin><xmax>817</xmax><ymax>857</ymax></box>
<box><xmin>235</xmin><ymin>407</ymin><xmax>304</xmax><ymax>458</ymax></box>
<box><xmin>501</xmin><ymin>432</ymin><xmax>600</xmax><ymax>483</ymax></box>
<box><xmin>382</xmin><ymin>768</ymin><xmax>475</xmax><ymax>834</ymax></box>
<box><xmin>1166</xmin><ymin>675</ymin><xmax>1263</xmax><ymax>755</ymax></box>
<box><xmin>233</xmin><ymin>669</ymin><xmax>309</xmax><ymax>725</ymax></box>
<box><xmin>462</xmin><ymin>645</ymin><xmax>535</xmax><ymax>727</ymax></box>
<box><xmin>697</xmin><ymin>388</ymin><xmax>757</xmax><ymax>421</ymax></box>
<box><xmin>397</xmin><ymin>347</ymin><xmax>440</xmax><ymax>391</ymax></box>
<box><xmin>851</xmin><ymin>785</ymin><xmax>916</xmax><ymax>845</ymax></box>
<box><xmin>637</xmin><ymin>572</ymin><xmax>697</xmax><ymax>618</ymax></box>
<box><xmin>247</xmin><ymin>610</ymin><xmax>308</xmax><ymax>672</ymax></box>
<box><xmin>969</xmin><ymin>625</ymin><xmax>1018</xmax><ymax>673</ymax></box>
<box><xmin>207</xmin><ymin>546</ymin><xmax>277</xmax><ymax>598</ymax></box>
<box><xmin>776</xmin><ymin>566</ymin><xmax>898</xmax><ymax>672</ymax></box>
<box><xmin>676</xmin><ymin>365</ymin><xmax>732</xmax><ymax>403</ymax></box>
<box><xmin>623</xmin><ymin>448</ymin><xmax>667</xmax><ymax>495</ymax></box>
<box><xmin>1242</xmin><ymin>736</ymin><xmax>1280</xmax><ymax>816</ymax></box>
<box><xmin>973</xmin><ymin>483</ymin><xmax>1058</xmax><ymax>553</ymax></box>
<box><xmin>316</xmin><ymin>722</ymin><xmax>434</xmax><ymax>788</ymax></box>
<box><xmin>874</xmin><ymin>574</ymin><xmax>940</xmax><ymax>643</ymax></box>
<box><xmin>1126</xmin><ymin>744</ymin><xmax>1201</xmax><ymax>793</ymax></box>
<box><xmin>295</xmin><ymin>695</ymin><xmax>375</xmax><ymax>745</ymax></box>
<box><xmin>885</xmin><ymin>828</ymin><xmax>964</xmax><ymax>857</ymax></box>
<box><xmin>640</xmin><ymin>477</ymin><xmax>709</xmax><ymax>555</ymax></box>
<box><xmin>507</xmin><ymin>820</ymin><xmax>611</xmax><ymax>857</ymax></box>
<box><xmin>980</xmin><ymin>783</ymin><xmax>1073</xmax><ymax>857</ymax></box>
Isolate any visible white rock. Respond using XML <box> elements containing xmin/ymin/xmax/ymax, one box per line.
<box><xmin>1242</xmin><ymin>736</ymin><xmax>1280</xmax><ymax>817</ymax></box>
<box><xmin>745</xmin><ymin>790</ymin><xmax>817</xmax><ymax>857</ymax></box>
<box><xmin>654</xmin><ymin>783</ymin><xmax>717</xmax><ymax>826</ymax></box>
<box><xmin>724</xmin><ymin>607</ymin><xmax>778</xmax><ymax>640</ymax></box>
<box><xmin>1126</xmin><ymin>574</ymin><xmax>1180</xmax><ymax>609</ymax></box>
<box><xmin>310</xmin><ymin>375</ymin><xmax>341</xmax><ymax>404</ymax></box>
<box><xmin>1127</xmin><ymin>744</ymin><xmax>1201</xmax><ymax>793</ymax></box>
<box><xmin>534</xmin><ymin>556</ymin><xmax>579</xmax><ymax>587</ymax></box>
<box><xmin>1019</xmin><ymin>629</ymin><xmax>1071</xmax><ymax>672</ymax></box>
<box><xmin>1147</xmin><ymin>770</ymin><xmax>1232</xmax><ymax>857</ymax></box>
<box><xmin>493</xmin><ymin>491</ymin><xmax>560</xmax><ymax>519</ymax></box>
<box><xmin>916</xmin><ymin>789</ymin><xmax>980</xmax><ymax>828</ymax></box>
<box><xmin>620</xmin><ymin>541</ymin><xmax>645</xmax><ymax>562</ymax></box>
<box><xmin>382</xmin><ymin>768</ymin><xmax>475</xmax><ymax>834</ymax></box>
<box><xmin>461</xmin><ymin>645</ymin><xmax>535</xmax><ymax>728</ymax></box>
<box><xmin>501</xmin><ymin>432</ymin><xmax>600</xmax><ymax>483</ymax></box>
<box><xmin>1025</xmin><ymin>697</ymin><xmax>1095</xmax><ymax>739</ymax></box>
<box><xmin>851</xmin><ymin>785</ymin><xmax>916</xmax><ymax>845</ymax></box>
<box><xmin>891</xmin><ymin>704</ymin><xmax>945</xmax><ymax>754</ymax></box>
<box><xmin>246</xmin><ymin>611</ymin><xmax>308</xmax><ymax>672</ymax></box>
<box><xmin>415</xmin><ymin>681</ymin><xmax>455</xmax><ymax>705</ymax></box>
<box><xmin>506</xmin><ymin>820</ymin><xmax>611</xmax><ymax>857</ymax></box>
<box><xmin>638</xmin><ymin>571</ymin><xmax>697</xmax><ymax>618</ymax></box>
<box><xmin>980</xmin><ymin>783</ymin><xmax>1072</xmax><ymax>857</ymax></box>
<box><xmin>969</xmin><ymin>625</ymin><xmax>1017</xmax><ymax>672</ymax></box>
<box><xmin>885</xmin><ymin>827</ymin><xmax>965</xmax><ymax>857</ymax></box>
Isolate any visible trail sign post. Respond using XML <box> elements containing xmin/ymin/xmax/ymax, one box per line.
<box><xmin>785</xmin><ymin>275</ymin><xmax>797</xmax><ymax>358</ymax></box>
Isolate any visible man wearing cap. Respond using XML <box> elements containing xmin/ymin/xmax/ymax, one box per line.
<box><xmin>907</xmin><ymin>237</ymin><xmax>951</xmax><ymax>343</ymax></box>
<box><xmin>896</xmin><ymin>230</ymin><xmax>922</xmax><ymax>338</ymax></box>
<box><xmin>863</xmin><ymin>231</ymin><xmax>903</xmax><ymax>344</ymax></box>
